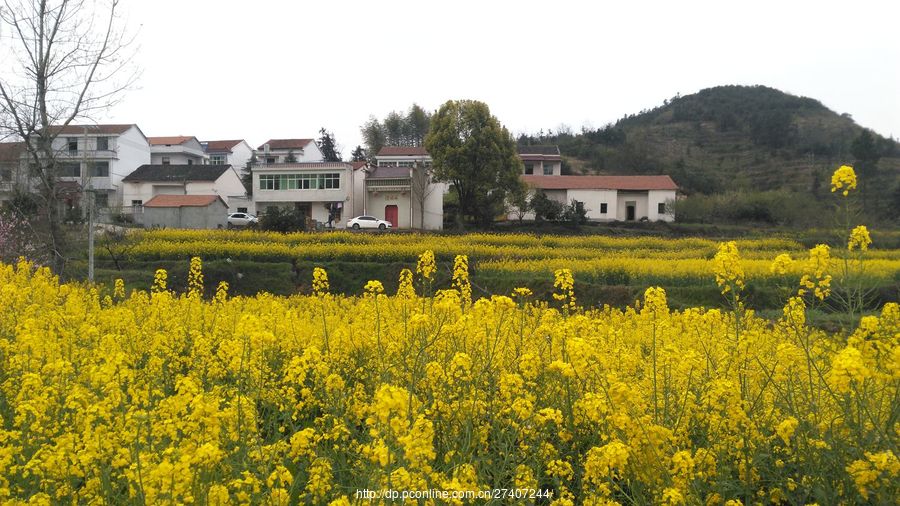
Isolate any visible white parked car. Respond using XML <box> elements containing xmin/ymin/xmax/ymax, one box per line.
<box><xmin>227</xmin><ymin>212</ymin><xmax>258</xmax><ymax>228</ymax></box>
<box><xmin>347</xmin><ymin>215</ymin><xmax>392</xmax><ymax>230</ymax></box>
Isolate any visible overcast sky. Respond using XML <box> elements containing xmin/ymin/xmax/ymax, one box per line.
<box><xmin>108</xmin><ymin>0</ymin><xmax>899</xmax><ymax>156</ymax></box>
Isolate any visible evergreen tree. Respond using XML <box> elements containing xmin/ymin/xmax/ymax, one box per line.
<box><xmin>350</xmin><ymin>146</ymin><xmax>367</xmax><ymax>162</ymax></box>
<box><xmin>317</xmin><ymin>128</ymin><xmax>342</xmax><ymax>162</ymax></box>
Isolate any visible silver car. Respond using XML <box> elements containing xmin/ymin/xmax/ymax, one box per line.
<box><xmin>227</xmin><ymin>212</ymin><xmax>258</xmax><ymax>228</ymax></box>
<box><xmin>347</xmin><ymin>215</ymin><xmax>392</xmax><ymax>230</ymax></box>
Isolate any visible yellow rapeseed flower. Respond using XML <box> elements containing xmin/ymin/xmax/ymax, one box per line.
<box><xmin>831</xmin><ymin>164</ymin><xmax>857</xmax><ymax>196</ymax></box>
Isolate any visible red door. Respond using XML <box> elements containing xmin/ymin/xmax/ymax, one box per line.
<box><xmin>385</xmin><ymin>205</ymin><xmax>398</xmax><ymax>228</ymax></box>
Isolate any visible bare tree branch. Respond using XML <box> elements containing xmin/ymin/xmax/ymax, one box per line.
<box><xmin>0</xmin><ymin>0</ymin><xmax>138</xmax><ymax>273</ymax></box>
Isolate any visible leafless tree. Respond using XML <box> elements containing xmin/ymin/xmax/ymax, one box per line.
<box><xmin>0</xmin><ymin>0</ymin><xmax>137</xmax><ymax>272</ymax></box>
<box><xmin>410</xmin><ymin>161</ymin><xmax>435</xmax><ymax>230</ymax></box>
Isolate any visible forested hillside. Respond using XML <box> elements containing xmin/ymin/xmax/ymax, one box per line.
<box><xmin>520</xmin><ymin>86</ymin><xmax>900</xmax><ymax>224</ymax></box>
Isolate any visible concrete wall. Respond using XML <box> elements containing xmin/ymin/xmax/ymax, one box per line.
<box><xmin>262</xmin><ymin>143</ymin><xmax>325</xmax><ymax>163</ymax></box>
<box><xmin>647</xmin><ymin>190</ymin><xmax>676</xmax><ymax>222</ymax></box>
<box><xmin>138</xmin><ymin>201</ymin><xmax>228</xmax><ymax>229</ymax></box>
<box><xmin>567</xmin><ymin>189</ymin><xmax>619</xmax><ymax>220</ymax></box>
<box><xmin>228</xmin><ymin>195</ymin><xmax>253</xmax><ymax>214</ymax></box>
<box><xmin>522</xmin><ymin>160</ymin><xmax>560</xmax><ymax>176</ymax></box>
<box><xmin>150</xmin><ymin>152</ymin><xmax>206</xmax><ymax>165</ymax></box>
<box><xmin>253</xmin><ymin>167</ymin><xmax>352</xmax><ymax>210</ymax></box>
<box><xmin>419</xmin><ymin>182</ymin><xmax>446</xmax><ymax>230</ymax></box>
<box><xmin>351</xmin><ymin>168</ymin><xmax>367</xmax><ymax>217</ymax></box>
<box><xmin>368</xmin><ymin>190</ymin><xmax>412</xmax><ymax>228</ymax></box>
<box><xmin>616</xmin><ymin>191</ymin><xmax>649</xmax><ymax>222</ymax></box>
<box><xmin>227</xmin><ymin>141</ymin><xmax>253</xmax><ymax>171</ymax></box>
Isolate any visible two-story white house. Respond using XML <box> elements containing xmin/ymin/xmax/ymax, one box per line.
<box><xmin>252</xmin><ymin>162</ymin><xmax>357</xmax><ymax>226</ymax></box>
<box><xmin>365</xmin><ymin>147</ymin><xmax>445</xmax><ymax>230</ymax></box>
<box><xmin>256</xmin><ymin>139</ymin><xmax>324</xmax><ymax>164</ymax></box>
<box><xmin>45</xmin><ymin>124</ymin><xmax>152</xmax><ymax>211</ymax></box>
<box><xmin>122</xmin><ymin>164</ymin><xmax>246</xmax><ymax>216</ymax></box>
<box><xmin>203</xmin><ymin>139</ymin><xmax>254</xmax><ymax>170</ymax></box>
<box><xmin>148</xmin><ymin>136</ymin><xmax>209</xmax><ymax>165</ymax></box>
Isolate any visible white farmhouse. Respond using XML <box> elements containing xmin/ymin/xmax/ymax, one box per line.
<box><xmin>122</xmin><ymin>164</ymin><xmax>246</xmax><ymax>214</ymax></box>
<box><xmin>364</xmin><ymin>147</ymin><xmax>445</xmax><ymax>230</ymax></box>
<box><xmin>203</xmin><ymin>139</ymin><xmax>254</xmax><ymax>170</ymax></box>
<box><xmin>32</xmin><ymin>124</ymin><xmax>151</xmax><ymax>211</ymax></box>
<box><xmin>251</xmin><ymin>162</ymin><xmax>357</xmax><ymax>227</ymax></box>
<box><xmin>515</xmin><ymin>175</ymin><xmax>678</xmax><ymax>222</ymax></box>
<box><xmin>148</xmin><ymin>136</ymin><xmax>209</xmax><ymax>165</ymax></box>
<box><xmin>256</xmin><ymin>139</ymin><xmax>324</xmax><ymax>164</ymax></box>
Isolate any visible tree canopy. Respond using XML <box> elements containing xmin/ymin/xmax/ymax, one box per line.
<box><xmin>360</xmin><ymin>103</ymin><xmax>431</xmax><ymax>159</ymax></box>
<box><xmin>317</xmin><ymin>128</ymin><xmax>342</xmax><ymax>162</ymax></box>
<box><xmin>425</xmin><ymin>100</ymin><xmax>522</xmax><ymax>227</ymax></box>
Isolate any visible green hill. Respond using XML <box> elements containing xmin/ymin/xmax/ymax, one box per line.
<box><xmin>520</xmin><ymin>85</ymin><xmax>900</xmax><ymax>224</ymax></box>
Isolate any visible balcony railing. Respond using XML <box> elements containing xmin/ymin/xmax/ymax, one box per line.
<box><xmin>366</xmin><ymin>178</ymin><xmax>411</xmax><ymax>191</ymax></box>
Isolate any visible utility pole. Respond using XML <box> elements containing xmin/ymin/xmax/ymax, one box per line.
<box><xmin>88</xmin><ymin>188</ymin><xmax>94</xmax><ymax>282</ymax></box>
<box><xmin>81</xmin><ymin>127</ymin><xmax>95</xmax><ymax>283</ymax></box>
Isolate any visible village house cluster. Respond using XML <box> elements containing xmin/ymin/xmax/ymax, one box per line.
<box><xmin>0</xmin><ymin>124</ymin><xmax>677</xmax><ymax>230</ymax></box>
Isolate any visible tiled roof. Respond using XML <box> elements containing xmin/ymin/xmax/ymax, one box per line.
<box><xmin>258</xmin><ymin>139</ymin><xmax>314</xmax><ymax>150</ymax></box>
<box><xmin>523</xmin><ymin>175</ymin><xmax>678</xmax><ymax>191</ymax></box>
<box><xmin>517</xmin><ymin>145</ymin><xmax>560</xmax><ymax>156</ymax></box>
<box><xmin>351</xmin><ymin>161</ymin><xmax>368</xmax><ymax>170</ymax></box>
<box><xmin>49</xmin><ymin>124</ymin><xmax>134</xmax><ymax>135</ymax></box>
<box><xmin>204</xmin><ymin>140</ymin><xmax>244</xmax><ymax>153</ymax></box>
<box><xmin>368</xmin><ymin>166</ymin><xmax>410</xmax><ymax>179</ymax></box>
<box><xmin>144</xmin><ymin>195</ymin><xmax>225</xmax><ymax>208</ymax></box>
<box><xmin>148</xmin><ymin>136</ymin><xmax>195</xmax><ymax>146</ymax></box>
<box><xmin>122</xmin><ymin>164</ymin><xmax>232</xmax><ymax>182</ymax></box>
<box><xmin>377</xmin><ymin>146</ymin><xmax>430</xmax><ymax>156</ymax></box>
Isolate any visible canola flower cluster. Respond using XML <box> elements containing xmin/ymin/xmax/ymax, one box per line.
<box><xmin>1</xmin><ymin>243</ymin><xmax>897</xmax><ymax>505</ymax></box>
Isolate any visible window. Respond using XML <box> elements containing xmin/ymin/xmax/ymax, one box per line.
<box><xmin>237</xmin><ymin>207</ymin><xmax>248</xmax><ymax>213</ymax></box>
<box><xmin>658</xmin><ymin>202</ymin><xmax>667</xmax><ymax>214</ymax></box>
<box><xmin>94</xmin><ymin>193</ymin><xmax>108</xmax><ymax>208</ymax></box>
<box><xmin>600</xmin><ymin>203</ymin><xmax>608</xmax><ymax>214</ymax></box>
<box><xmin>91</xmin><ymin>161</ymin><xmax>109</xmax><ymax>177</ymax></box>
<box><xmin>398</xmin><ymin>161</ymin><xmax>414</xmax><ymax>168</ymax></box>
<box><xmin>318</xmin><ymin>173</ymin><xmax>340</xmax><ymax>189</ymax></box>
<box><xmin>258</xmin><ymin>173</ymin><xmax>341</xmax><ymax>190</ymax></box>
<box><xmin>0</xmin><ymin>168</ymin><xmax>10</xmax><ymax>181</ymax></box>
<box><xmin>67</xmin><ymin>138</ymin><xmax>78</xmax><ymax>153</ymax></box>
<box><xmin>161</xmin><ymin>157</ymin><xmax>170</xmax><ymax>165</ymax></box>
<box><xmin>259</xmin><ymin>174</ymin><xmax>276</xmax><ymax>190</ymax></box>
<box><xmin>96</xmin><ymin>137</ymin><xmax>109</xmax><ymax>151</ymax></box>
<box><xmin>59</xmin><ymin>163</ymin><xmax>81</xmax><ymax>177</ymax></box>
<box><xmin>524</xmin><ymin>163</ymin><xmax>534</xmax><ymax>175</ymax></box>
<box><xmin>187</xmin><ymin>159</ymin><xmax>194</xmax><ymax>165</ymax></box>
<box><xmin>378</xmin><ymin>161</ymin><xmax>397</xmax><ymax>167</ymax></box>
<box><xmin>131</xmin><ymin>200</ymin><xmax>143</xmax><ymax>211</ymax></box>
<box><xmin>543</xmin><ymin>163</ymin><xmax>553</xmax><ymax>175</ymax></box>
<box><xmin>266</xmin><ymin>157</ymin><xmax>277</xmax><ymax>164</ymax></box>
<box><xmin>210</xmin><ymin>155</ymin><xmax>226</xmax><ymax>165</ymax></box>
